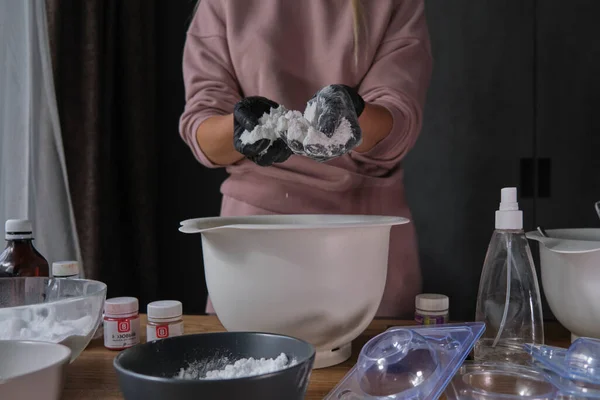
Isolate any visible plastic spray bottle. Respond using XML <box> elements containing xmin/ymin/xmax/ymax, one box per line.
<box><xmin>474</xmin><ymin>187</ymin><xmax>544</xmax><ymax>363</ymax></box>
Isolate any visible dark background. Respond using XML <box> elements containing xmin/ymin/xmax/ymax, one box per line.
<box><xmin>153</xmin><ymin>0</ymin><xmax>600</xmax><ymax>319</ymax></box>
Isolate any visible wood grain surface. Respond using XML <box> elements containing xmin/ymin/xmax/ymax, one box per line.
<box><xmin>63</xmin><ymin>315</ymin><xmax>571</xmax><ymax>399</ymax></box>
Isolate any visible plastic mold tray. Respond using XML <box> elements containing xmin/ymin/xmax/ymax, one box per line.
<box><xmin>325</xmin><ymin>322</ymin><xmax>485</xmax><ymax>400</ymax></box>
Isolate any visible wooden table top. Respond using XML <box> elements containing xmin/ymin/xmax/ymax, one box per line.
<box><xmin>63</xmin><ymin>315</ymin><xmax>571</xmax><ymax>400</ymax></box>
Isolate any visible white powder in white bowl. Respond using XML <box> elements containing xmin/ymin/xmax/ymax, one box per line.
<box><xmin>177</xmin><ymin>353</ymin><xmax>297</xmax><ymax>380</ymax></box>
<box><xmin>0</xmin><ymin>307</ymin><xmax>94</xmax><ymax>343</ymax></box>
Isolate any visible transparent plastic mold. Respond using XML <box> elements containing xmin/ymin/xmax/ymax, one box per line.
<box><xmin>445</xmin><ymin>339</ymin><xmax>600</xmax><ymax>400</ymax></box>
<box><xmin>445</xmin><ymin>362</ymin><xmax>561</xmax><ymax>400</ymax></box>
<box><xmin>324</xmin><ymin>322</ymin><xmax>485</xmax><ymax>400</ymax></box>
<box><xmin>526</xmin><ymin>338</ymin><xmax>600</xmax><ymax>398</ymax></box>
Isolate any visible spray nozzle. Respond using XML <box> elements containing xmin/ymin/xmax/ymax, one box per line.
<box><xmin>496</xmin><ymin>187</ymin><xmax>523</xmax><ymax>230</ymax></box>
<box><xmin>499</xmin><ymin>187</ymin><xmax>519</xmax><ymax>211</ymax></box>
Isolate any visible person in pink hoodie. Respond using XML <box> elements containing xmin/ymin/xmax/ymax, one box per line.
<box><xmin>180</xmin><ymin>0</ymin><xmax>433</xmax><ymax>318</ymax></box>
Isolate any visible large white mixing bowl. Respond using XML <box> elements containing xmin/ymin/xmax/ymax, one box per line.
<box><xmin>180</xmin><ymin>214</ymin><xmax>408</xmax><ymax>368</ymax></box>
<box><xmin>527</xmin><ymin>228</ymin><xmax>600</xmax><ymax>342</ymax></box>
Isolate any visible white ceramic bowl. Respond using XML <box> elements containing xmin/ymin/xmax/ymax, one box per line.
<box><xmin>0</xmin><ymin>340</ymin><xmax>71</xmax><ymax>400</ymax></box>
<box><xmin>0</xmin><ymin>278</ymin><xmax>107</xmax><ymax>361</ymax></box>
<box><xmin>527</xmin><ymin>228</ymin><xmax>600</xmax><ymax>342</ymax></box>
<box><xmin>180</xmin><ymin>214</ymin><xmax>408</xmax><ymax>368</ymax></box>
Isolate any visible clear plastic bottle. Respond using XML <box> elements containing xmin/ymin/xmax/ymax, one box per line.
<box><xmin>474</xmin><ymin>187</ymin><xmax>544</xmax><ymax>364</ymax></box>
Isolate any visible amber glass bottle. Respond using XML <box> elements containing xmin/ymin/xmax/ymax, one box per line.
<box><xmin>0</xmin><ymin>219</ymin><xmax>49</xmax><ymax>277</ymax></box>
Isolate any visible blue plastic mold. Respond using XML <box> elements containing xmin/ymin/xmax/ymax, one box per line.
<box><xmin>526</xmin><ymin>338</ymin><xmax>600</xmax><ymax>398</ymax></box>
<box><xmin>444</xmin><ymin>338</ymin><xmax>600</xmax><ymax>399</ymax></box>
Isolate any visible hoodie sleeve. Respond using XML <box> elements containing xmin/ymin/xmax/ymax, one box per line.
<box><xmin>351</xmin><ymin>0</ymin><xmax>433</xmax><ymax>168</ymax></box>
<box><xmin>179</xmin><ymin>0</ymin><xmax>241</xmax><ymax>168</ymax></box>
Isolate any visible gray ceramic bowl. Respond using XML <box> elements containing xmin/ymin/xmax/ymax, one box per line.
<box><xmin>114</xmin><ymin>332</ymin><xmax>315</xmax><ymax>400</ymax></box>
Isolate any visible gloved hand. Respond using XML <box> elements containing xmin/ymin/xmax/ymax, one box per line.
<box><xmin>233</xmin><ymin>96</ymin><xmax>293</xmax><ymax>166</ymax></box>
<box><xmin>300</xmin><ymin>84</ymin><xmax>365</xmax><ymax>161</ymax></box>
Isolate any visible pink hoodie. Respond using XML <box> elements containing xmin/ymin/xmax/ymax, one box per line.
<box><xmin>180</xmin><ymin>0</ymin><xmax>432</xmax><ymax>318</ymax></box>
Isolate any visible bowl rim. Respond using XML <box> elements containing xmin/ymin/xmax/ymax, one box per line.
<box><xmin>0</xmin><ymin>340</ymin><xmax>71</xmax><ymax>382</ymax></box>
<box><xmin>0</xmin><ymin>277</ymin><xmax>107</xmax><ymax>311</ymax></box>
<box><xmin>180</xmin><ymin>214</ymin><xmax>409</xmax><ymax>232</ymax></box>
<box><xmin>113</xmin><ymin>331</ymin><xmax>316</xmax><ymax>384</ymax></box>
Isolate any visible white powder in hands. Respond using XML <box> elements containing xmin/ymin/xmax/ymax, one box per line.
<box><xmin>239</xmin><ymin>104</ymin><xmax>356</xmax><ymax>161</ymax></box>
<box><xmin>239</xmin><ymin>106</ymin><xmax>292</xmax><ymax>146</ymax></box>
<box><xmin>176</xmin><ymin>353</ymin><xmax>297</xmax><ymax>380</ymax></box>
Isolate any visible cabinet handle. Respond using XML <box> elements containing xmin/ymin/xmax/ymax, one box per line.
<box><xmin>520</xmin><ymin>158</ymin><xmax>535</xmax><ymax>198</ymax></box>
<box><xmin>538</xmin><ymin>158</ymin><xmax>551</xmax><ymax>198</ymax></box>
<box><xmin>519</xmin><ymin>158</ymin><xmax>551</xmax><ymax>199</ymax></box>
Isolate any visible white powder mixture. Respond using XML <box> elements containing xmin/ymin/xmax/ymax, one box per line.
<box><xmin>177</xmin><ymin>352</ymin><xmax>297</xmax><ymax>380</ymax></box>
<box><xmin>240</xmin><ymin>104</ymin><xmax>354</xmax><ymax>160</ymax></box>
<box><xmin>0</xmin><ymin>307</ymin><xmax>94</xmax><ymax>343</ymax></box>
<box><xmin>239</xmin><ymin>105</ymin><xmax>294</xmax><ymax>145</ymax></box>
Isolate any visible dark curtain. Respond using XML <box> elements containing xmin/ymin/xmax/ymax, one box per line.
<box><xmin>45</xmin><ymin>0</ymin><xmax>159</xmax><ymax>306</ymax></box>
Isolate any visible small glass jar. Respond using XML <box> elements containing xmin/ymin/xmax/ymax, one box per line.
<box><xmin>52</xmin><ymin>261</ymin><xmax>79</xmax><ymax>279</ymax></box>
<box><xmin>415</xmin><ymin>293</ymin><xmax>449</xmax><ymax>325</ymax></box>
<box><xmin>104</xmin><ymin>297</ymin><xmax>141</xmax><ymax>350</ymax></box>
<box><xmin>146</xmin><ymin>300</ymin><xmax>184</xmax><ymax>341</ymax></box>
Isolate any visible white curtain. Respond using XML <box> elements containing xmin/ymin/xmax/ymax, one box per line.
<box><xmin>0</xmin><ymin>0</ymin><xmax>82</xmax><ymax>274</ymax></box>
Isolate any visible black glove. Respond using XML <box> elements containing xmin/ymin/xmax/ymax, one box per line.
<box><xmin>233</xmin><ymin>96</ymin><xmax>293</xmax><ymax>166</ymax></box>
<box><xmin>301</xmin><ymin>84</ymin><xmax>365</xmax><ymax>161</ymax></box>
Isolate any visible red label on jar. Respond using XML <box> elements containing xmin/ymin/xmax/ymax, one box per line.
<box><xmin>156</xmin><ymin>325</ymin><xmax>169</xmax><ymax>339</ymax></box>
<box><xmin>118</xmin><ymin>320</ymin><xmax>131</xmax><ymax>333</ymax></box>
<box><xmin>104</xmin><ymin>316</ymin><xmax>140</xmax><ymax>350</ymax></box>
<box><xmin>147</xmin><ymin>321</ymin><xmax>184</xmax><ymax>341</ymax></box>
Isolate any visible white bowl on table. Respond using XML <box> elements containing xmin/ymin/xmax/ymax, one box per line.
<box><xmin>180</xmin><ymin>214</ymin><xmax>408</xmax><ymax>368</ymax></box>
<box><xmin>527</xmin><ymin>228</ymin><xmax>600</xmax><ymax>342</ymax></box>
<box><xmin>0</xmin><ymin>340</ymin><xmax>71</xmax><ymax>400</ymax></box>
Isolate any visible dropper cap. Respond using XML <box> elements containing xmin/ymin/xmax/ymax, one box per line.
<box><xmin>495</xmin><ymin>187</ymin><xmax>523</xmax><ymax>230</ymax></box>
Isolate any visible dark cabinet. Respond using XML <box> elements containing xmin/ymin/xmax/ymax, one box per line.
<box><xmin>406</xmin><ymin>0</ymin><xmax>600</xmax><ymax>321</ymax></box>
<box><xmin>535</xmin><ymin>0</ymin><xmax>600</xmax><ymax>229</ymax></box>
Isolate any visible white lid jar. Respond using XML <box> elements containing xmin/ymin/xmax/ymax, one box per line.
<box><xmin>52</xmin><ymin>261</ymin><xmax>80</xmax><ymax>278</ymax></box>
<box><xmin>103</xmin><ymin>297</ymin><xmax>140</xmax><ymax>350</ymax></box>
<box><xmin>105</xmin><ymin>297</ymin><xmax>139</xmax><ymax>318</ymax></box>
<box><xmin>147</xmin><ymin>300</ymin><xmax>184</xmax><ymax>341</ymax></box>
<box><xmin>415</xmin><ymin>293</ymin><xmax>449</xmax><ymax>325</ymax></box>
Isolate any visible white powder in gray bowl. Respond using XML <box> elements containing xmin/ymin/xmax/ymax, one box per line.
<box><xmin>176</xmin><ymin>353</ymin><xmax>297</xmax><ymax>380</ymax></box>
